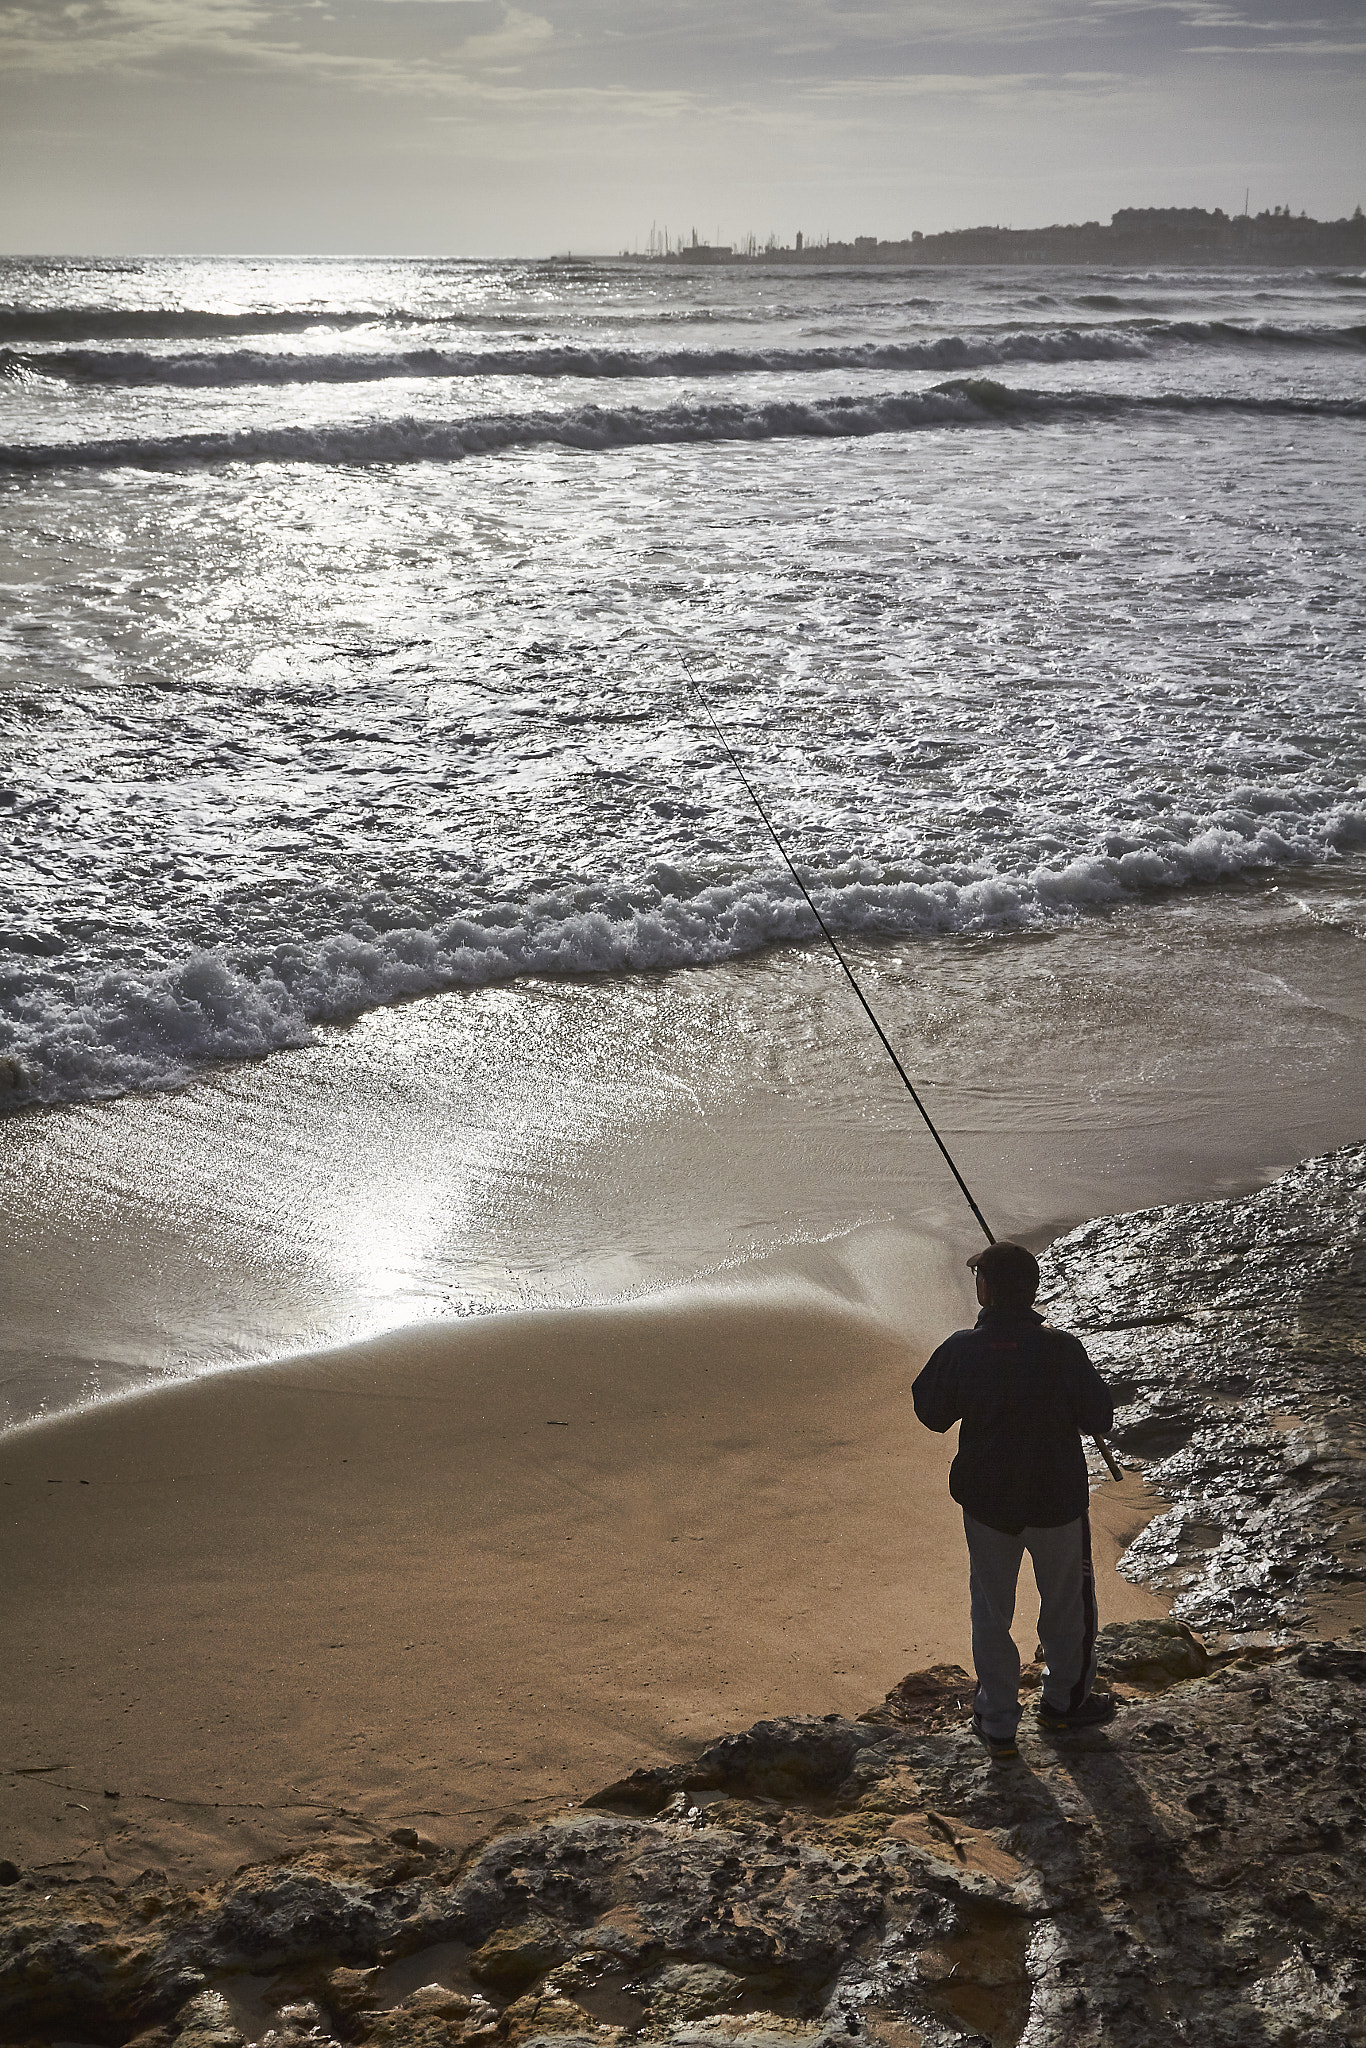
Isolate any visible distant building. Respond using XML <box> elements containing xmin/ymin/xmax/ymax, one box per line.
<box><xmin>788</xmin><ymin>206</ymin><xmax>1364</xmax><ymax>266</ymax></box>
<box><xmin>643</xmin><ymin>204</ymin><xmax>1364</xmax><ymax>269</ymax></box>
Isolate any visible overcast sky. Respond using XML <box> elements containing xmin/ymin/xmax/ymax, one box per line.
<box><xmin>1</xmin><ymin>0</ymin><xmax>1362</xmax><ymax>253</ymax></box>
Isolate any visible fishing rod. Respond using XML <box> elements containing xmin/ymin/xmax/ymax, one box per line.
<box><xmin>680</xmin><ymin>656</ymin><xmax>1125</xmax><ymax>1485</ymax></box>
<box><xmin>681</xmin><ymin>654</ymin><xmax>994</xmax><ymax>1237</ymax></box>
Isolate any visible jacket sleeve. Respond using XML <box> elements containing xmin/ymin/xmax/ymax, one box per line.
<box><xmin>1062</xmin><ymin>1337</ymin><xmax>1115</xmax><ymax>1437</ymax></box>
<box><xmin>912</xmin><ymin>1341</ymin><xmax>962</xmax><ymax>1434</ymax></box>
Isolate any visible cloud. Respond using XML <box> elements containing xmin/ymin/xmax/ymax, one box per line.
<box><xmin>1187</xmin><ymin>38</ymin><xmax>1366</xmax><ymax>53</ymax></box>
<box><xmin>1084</xmin><ymin>0</ymin><xmax>1365</xmax><ymax>37</ymax></box>
<box><xmin>1</xmin><ymin>0</ymin><xmax>1361</xmax><ymax>253</ymax></box>
<box><xmin>0</xmin><ymin>0</ymin><xmax>553</xmax><ymax>81</ymax></box>
<box><xmin>0</xmin><ymin>0</ymin><xmax>272</xmax><ymax>71</ymax></box>
<box><xmin>793</xmin><ymin>65</ymin><xmax>1131</xmax><ymax>101</ymax></box>
<box><xmin>5</xmin><ymin>0</ymin><xmax>1364</xmax><ymax>95</ymax></box>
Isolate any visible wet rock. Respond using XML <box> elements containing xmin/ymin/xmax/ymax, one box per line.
<box><xmin>625</xmin><ymin>1822</ymin><xmax>887</xmax><ymax>1979</ymax></box>
<box><xmin>207</xmin><ymin>1870</ymin><xmax>386</xmax><ymax>1969</ymax></box>
<box><xmin>356</xmin><ymin>1984</ymin><xmax>496</xmax><ymax>2048</ymax></box>
<box><xmin>498</xmin><ymin>1986</ymin><xmax>599</xmax><ymax>2045</ymax></box>
<box><xmin>172</xmin><ymin>1988</ymin><xmax>245</xmax><ymax>2048</ymax></box>
<box><xmin>1094</xmin><ymin>1618</ymin><xmax>1209</xmax><ymax>1686</ymax></box>
<box><xmin>448</xmin><ymin>1815</ymin><xmax>637</xmax><ymax>1944</ymax></box>
<box><xmin>1039</xmin><ymin>1144</ymin><xmax>1366</xmax><ymax>1633</ymax></box>
<box><xmin>1297</xmin><ymin>1641</ymin><xmax>1366</xmax><ymax>1682</ymax></box>
<box><xmin>589</xmin><ymin>1718</ymin><xmax>887</xmax><ymax>1818</ymax></box>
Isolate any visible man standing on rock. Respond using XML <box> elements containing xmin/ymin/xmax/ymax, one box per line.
<box><xmin>912</xmin><ymin>1241</ymin><xmax>1117</xmax><ymax>1761</ymax></box>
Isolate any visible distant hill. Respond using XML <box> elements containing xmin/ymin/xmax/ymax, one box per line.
<box><xmin>668</xmin><ymin>207</ymin><xmax>1366</xmax><ymax>268</ymax></box>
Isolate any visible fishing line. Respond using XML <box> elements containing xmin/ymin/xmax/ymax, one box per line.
<box><xmin>679</xmin><ymin>654</ymin><xmax>995</xmax><ymax>1243</ymax></box>
<box><xmin>680</xmin><ymin>656</ymin><xmax>1126</xmax><ymax>1486</ymax></box>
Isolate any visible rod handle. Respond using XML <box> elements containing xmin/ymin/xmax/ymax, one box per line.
<box><xmin>1092</xmin><ymin>1435</ymin><xmax>1124</xmax><ymax>1483</ymax></box>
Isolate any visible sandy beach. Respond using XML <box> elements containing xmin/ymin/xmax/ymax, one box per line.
<box><xmin>4</xmin><ymin>890</ymin><xmax>1362</xmax><ymax>1888</ymax></box>
<box><xmin>0</xmin><ymin>1249</ymin><xmax>1169</xmax><ymax>1886</ymax></box>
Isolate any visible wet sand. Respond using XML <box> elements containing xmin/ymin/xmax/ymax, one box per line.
<box><xmin>4</xmin><ymin>880</ymin><xmax>1363</xmax><ymax>1435</ymax></box>
<box><xmin>2</xmin><ymin>888</ymin><xmax>1362</xmax><ymax>1883</ymax></box>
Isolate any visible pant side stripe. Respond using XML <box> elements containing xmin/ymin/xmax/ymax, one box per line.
<box><xmin>1070</xmin><ymin>1511</ymin><xmax>1098</xmax><ymax>1712</ymax></box>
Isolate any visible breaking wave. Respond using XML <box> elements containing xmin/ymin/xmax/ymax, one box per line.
<box><xmin>1150</xmin><ymin>318</ymin><xmax>1366</xmax><ymax>350</ymax></box>
<box><xmin>3</xmin><ymin>806</ymin><xmax>1364</xmax><ymax>1110</ymax></box>
<box><xmin>5</xmin><ymin>320</ymin><xmax>1363</xmax><ymax>390</ymax></box>
<box><xmin>3</xmin><ymin>382</ymin><xmax>1362</xmax><ymax>473</ymax></box>
<box><xmin>0</xmin><ymin>307</ymin><xmax>394</xmax><ymax>345</ymax></box>
<box><xmin>2</xmin><ymin>328</ymin><xmax>1152</xmax><ymax>388</ymax></box>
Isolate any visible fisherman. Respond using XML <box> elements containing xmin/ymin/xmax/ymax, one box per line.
<box><xmin>912</xmin><ymin>1240</ymin><xmax>1117</xmax><ymax>1760</ymax></box>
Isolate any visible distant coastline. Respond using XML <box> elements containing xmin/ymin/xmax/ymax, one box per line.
<box><xmin>637</xmin><ymin>205</ymin><xmax>1366</xmax><ymax>268</ymax></box>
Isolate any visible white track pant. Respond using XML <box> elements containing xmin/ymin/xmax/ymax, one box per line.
<box><xmin>963</xmin><ymin>1510</ymin><xmax>1099</xmax><ymax>1738</ymax></box>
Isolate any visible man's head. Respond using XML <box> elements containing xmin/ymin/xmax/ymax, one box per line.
<box><xmin>967</xmin><ymin>1240</ymin><xmax>1040</xmax><ymax>1311</ymax></box>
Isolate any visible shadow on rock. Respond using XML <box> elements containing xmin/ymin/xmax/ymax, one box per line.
<box><xmin>5</xmin><ymin>1633</ymin><xmax>1364</xmax><ymax>2048</ymax></box>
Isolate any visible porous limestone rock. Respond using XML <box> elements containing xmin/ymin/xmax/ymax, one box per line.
<box><xmin>1093</xmin><ymin>1619</ymin><xmax>1208</xmax><ymax>1686</ymax></box>
<box><xmin>3</xmin><ymin>1635</ymin><xmax>1365</xmax><ymax>2047</ymax></box>
<box><xmin>361</xmin><ymin>1984</ymin><xmax>503</xmax><ymax>2048</ymax></box>
<box><xmin>643</xmin><ymin>1963</ymin><xmax>757</xmax><ymax>2025</ymax></box>
<box><xmin>471</xmin><ymin>1919</ymin><xmax>573</xmax><ymax>1994</ymax></box>
<box><xmin>498</xmin><ymin>1988</ymin><xmax>597</xmax><ymax>2046</ymax></box>
<box><xmin>173</xmin><ymin>1989</ymin><xmax>245</xmax><ymax>2048</ymax></box>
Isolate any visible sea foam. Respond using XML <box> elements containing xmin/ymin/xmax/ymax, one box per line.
<box><xmin>3</xmin><ymin>382</ymin><xmax>1363</xmax><ymax>473</ymax></box>
<box><xmin>5</xmin><ymin>319</ymin><xmax>1361</xmax><ymax>392</ymax></box>
<box><xmin>1</xmin><ymin>328</ymin><xmax>1153</xmax><ymax>389</ymax></box>
<box><xmin>4</xmin><ymin>808</ymin><xmax>1363</xmax><ymax>1109</ymax></box>
<box><xmin>3</xmin><ymin>254</ymin><xmax>1362</xmax><ymax>1115</ymax></box>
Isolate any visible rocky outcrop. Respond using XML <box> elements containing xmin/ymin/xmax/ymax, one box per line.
<box><xmin>3</xmin><ymin>1628</ymin><xmax>1365</xmax><ymax>2048</ymax></box>
<box><xmin>1093</xmin><ymin>1621</ymin><xmax>1207</xmax><ymax>1687</ymax></box>
<box><xmin>1039</xmin><ymin>1145</ymin><xmax>1366</xmax><ymax>1635</ymax></box>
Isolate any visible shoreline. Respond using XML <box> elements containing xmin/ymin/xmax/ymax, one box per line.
<box><xmin>3</xmin><ymin>897</ymin><xmax>1362</xmax><ymax>1887</ymax></box>
<box><xmin>5</xmin><ymin>877</ymin><xmax>1364</xmax><ymax>1435</ymax></box>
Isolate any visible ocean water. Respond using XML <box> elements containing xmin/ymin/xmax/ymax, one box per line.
<box><xmin>1</xmin><ymin>254</ymin><xmax>1364</xmax><ymax>1110</ymax></box>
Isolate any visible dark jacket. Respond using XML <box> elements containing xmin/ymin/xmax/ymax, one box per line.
<box><xmin>912</xmin><ymin>1306</ymin><xmax>1114</xmax><ymax>1534</ymax></box>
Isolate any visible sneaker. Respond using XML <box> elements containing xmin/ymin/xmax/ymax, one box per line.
<box><xmin>1036</xmin><ymin>1690</ymin><xmax>1118</xmax><ymax>1733</ymax></box>
<box><xmin>970</xmin><ymin>1713</ymin><xmax>1019</xmax><ymax>1760</ymax></box>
